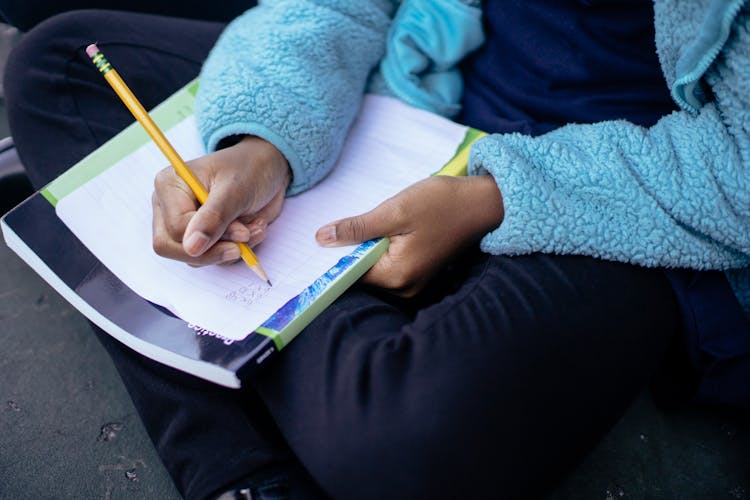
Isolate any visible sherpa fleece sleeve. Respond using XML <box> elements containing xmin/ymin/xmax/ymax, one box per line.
<box><xmin>195</xmin><ymin>0</ymin><xmax>396</xmax><ymax>195</ymax></box>
<box><xmin>468</xmin><ymin>10</ymin><xmax>750</xmax><ymax>271</ymax></box>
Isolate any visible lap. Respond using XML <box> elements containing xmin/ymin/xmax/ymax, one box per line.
<box><xmin>254</xmin><ymin>251</ymin><xmax>678</xmax><ymax>498</ymax></box>
<box><xmin>91</xmin><ymin>251</ymin><xmax>678</xmax><ymax>498</ymax></box>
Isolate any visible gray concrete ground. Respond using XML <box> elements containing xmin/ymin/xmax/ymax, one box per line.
<box><xmin>0</xmin><ymin>22</ymin><xmax>179</xmax><ymax>499</ymax></box>
<box><xmin>0</xmin><ymin>238</ymin><xmax>181</xmax><ymax>499</ymax></box>
<box><xmin>0</xmin><ymin>20</ymin><xmax>748</xmax><ymax>500</ymax></box>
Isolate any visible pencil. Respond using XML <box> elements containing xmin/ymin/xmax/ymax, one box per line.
<box><xmin>85</xmin><ymin>43</ymin><xmax>271</xmax><ymax>286</ymax></box>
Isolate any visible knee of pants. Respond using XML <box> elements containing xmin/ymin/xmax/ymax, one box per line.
<box><xmin>296</xmin><ymin>385</ymin><xmax>532</xmax><ymax>499</ymax></box>
<box><xmin>3</xmin><ymin>10</ymin><xmax>117</xmax><ymax>186</ymax></box>
<box><xmin>279</xmin><ymin>314</ymin><xmax>667</xmax><ymax>498</ymax></box>
<box><xmin>5</xmin><ymin>10</ymin><xmax>107</xmax><ymax>111</ymax></box>
<box><xmin>282</xmin><ymin>345</ymin><xmax>530</xmax><ymax>498</ymax></box>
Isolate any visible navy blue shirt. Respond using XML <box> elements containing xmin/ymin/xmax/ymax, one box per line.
<box><xmin>457</xmin><ymin>0</ymin><xmax>675</xmax><ymax>135</ymax></box>
<box><xmin>456</xmin><ymin>0</ymin><xmax>750</xmax><ymax>408</ymax></box>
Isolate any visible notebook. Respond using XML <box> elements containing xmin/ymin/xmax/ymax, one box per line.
<box><xmin>1</xmin><ymin>80</ymin><xmax>484</xmax><ymax>387</ymax></box>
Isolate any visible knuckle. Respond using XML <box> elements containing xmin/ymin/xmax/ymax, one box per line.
<box><xmin>152</xmin><ymin>233</ymin><xmax>169</xmax><ymax>257</ymax></box>
<box><xmin>198</xmin><ymin>205</ymin><xmax>227</xmax><ymax>230</ymax></box>
<box><xmin>248</xmin><ymin>230</ymin><xmax>266</xmax><ymax>248</ymax></box>
<box><xmin>391</xmin><ymin>266</ymin><xmax>423</xmax><ymax>293</ymax></box>
<box><xmin>166</xmin><ymin>215</ymin><xmax>189</xmax><ymax>240</ymax></box>
<box><xmin>401</xmin><ymin>270</ymin><xmax>419</xmax><ymax>288</ymax></box>
<box><xmin>153</xmin><ymin>168</ymin><xmax>172</xmax><ymax>190</ymax></box>
<box><xmin>387</xmin><ymin>198</ymin><xmax>408</xmax><ymax>223</ymax></box>
<box><xmin>345</xmin><ymin>217</ymin><xmax>367</xmax><ymax>242</ymax></box>
<box><xmin>387</xmin><ymin>273</ymin><xmax>412</xmax><ymax>291</ymax></box>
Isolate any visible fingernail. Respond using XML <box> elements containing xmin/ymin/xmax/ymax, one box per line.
<box><xmin>318</xmin><ymin>225</ymin><xmax>337</xmax><ymax>246</ymax></box>
<box><xmin>184</xmin><ymin>231</ymin><xmax>210</xmax><ymax>255</ymax></box>
<box><xmin>222</xmin><ymin>246</ymin><xmax>241</xmax><ymax>262</ymax></box>
<box><xmin>249</xmin><ymin>227</ymin><xmax>264</xmax><ymax>242</ymax></box>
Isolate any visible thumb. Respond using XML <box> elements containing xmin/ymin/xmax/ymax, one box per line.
<box><xmin>183</xmin><ymin>182</ymin><xmax>245</xmax><ymax>256</ymax></box>
<box><xmin>316</xmin><ymin>202</ymin><xmax>398</xmax><ymax>247</ymax></box>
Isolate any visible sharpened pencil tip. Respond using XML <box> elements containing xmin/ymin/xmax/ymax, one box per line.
<box><xmin>267</xmin><ymin>280</ymin><xmax>273</xmax><ymax>287</ymax></box>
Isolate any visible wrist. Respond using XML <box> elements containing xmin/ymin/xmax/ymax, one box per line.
<box><xmin>236</xmin><ymin>135</ymin><xmax>292</xmax><ymax>184</ymax></box>
<box><xmin>459</xmin><ymin>174</ymin><xmax>504</xmax><ymax>235</ymax></box>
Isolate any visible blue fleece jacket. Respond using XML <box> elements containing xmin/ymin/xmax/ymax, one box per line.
<box><xmin>195</xmin><ymin>0</ymin><xmax>750</xmax><ymax>315</ymax></box>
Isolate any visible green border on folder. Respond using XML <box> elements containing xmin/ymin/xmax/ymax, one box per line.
<box><xmin>41</xmin><ymin>79</ymin><xmax>200</xmax><ymax>207</ymax></box>
<box><xmin>435</xmin><ymin>127</ymin><xmax>486</xmax><ymax>177</ymax></box>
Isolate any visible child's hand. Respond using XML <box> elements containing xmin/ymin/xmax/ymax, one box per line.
<box><xmin>151</xmin><ymin>135</ymin><xmax>290</xmax><ymax>266</ymax></box>
<box><xmin>316</xmin><ymin>175</ymin><xmax>504</xmax><ymax>297</ymax></box>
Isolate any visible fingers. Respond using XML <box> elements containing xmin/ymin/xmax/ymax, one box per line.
<box><xmin>224</xmin><ymin>220</ymin><xmax>252</xmax><ymax>243</ymax></box>
<box><xmin>251</xmin><ymin>184</ymin><xmax>286</xmax><ymax>228</ymax></box>
<box><xmin>151</xmin><ymin>136</ymin><xmax>292</xmax><ymax>267</ymax></box>
<box><xmin>154</xmin><ymin>168</ymin><xmax>241</xmax><ymax>260</ymax></box>
<box><xmin>230</xmin><ymin>179</ymin><xmax>286</xmax><ymax>247</ymax></box>
<box><xmin>316</xmin><ymin>198</ymin><xmax>403</xmax><ymax>247</ymax></box>
<box><xmin>182</xmin><ymin>179</ymin><xmax>245</xmax><ymax>256</ymax></box>
<box><xmin>223</xmin><ymin>176</ymin><xmax>288</xmax><ymax>248</ymax></box>
<box><xmin>152</xmin><ymin>170</ymin><xmax>284</xmax><ymax>264</ymax></box>
<box><xmin>315</xmin><ymin>197</ymin><xmax>416</xmax><ymax>293</ymax></box>
<box><xmin>359</xmin><ymin>242</ymin><xmax>429</xmax><ymax>298</ymax></box>
<box><xmin>152</xmin><ymin>168</ymin><xmax>249</xmax><ymax>265</ymax></box>
<box><xmin>314</xmin><ymin>197</ymin><xmax>429</xmax><ymax>296</ymax></box>
<box><xmin>152</xmin><ymin>201</ymin><xmax>242</xmax><ymax>266</ymax></box>
<box><xmin>181</xmin><ymin>163</ymin><xmax>289</xmax><ymax>256</ymax></box>
<box><xmin>153</xmin><ymin>168</ymin><xmax>199</xmax><ymax>244</ymax></box>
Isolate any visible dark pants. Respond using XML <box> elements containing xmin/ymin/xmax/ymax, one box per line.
<box><xmin>5</xmin><ymin>9</ymin><xmax>680</xmax><ymax>500</ymax></box>
<box><xmin>0</xmin><ymin>0</ymin><xmax>252</xmax><ymax>31</ymax></box>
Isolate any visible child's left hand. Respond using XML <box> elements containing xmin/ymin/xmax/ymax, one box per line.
<box><xmin>315</xmin><ymin>175</ymin><xmax>504</xmax><ymax>297</ymax></box>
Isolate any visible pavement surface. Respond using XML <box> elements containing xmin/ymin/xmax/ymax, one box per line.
<box><xmin>0</xmin><ymin>230</ymin><xmax>181</xmax><ymax>499</ymax></box>
<box><xmin>0</xmin><ymin>22</ymin><xmax>180</xmax><ymax>499</ymax></box>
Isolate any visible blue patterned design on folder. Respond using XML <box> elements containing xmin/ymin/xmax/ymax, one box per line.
<box><xmin>261</xmin><ymin>239</ymin><xmax>379</xmax><ymax>331</ymax></box>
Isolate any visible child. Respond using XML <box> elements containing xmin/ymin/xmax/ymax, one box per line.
<box><xmin>6</xmin><ymin>1</ymin><xmax>749</xmax><ymax>498</ymax></box>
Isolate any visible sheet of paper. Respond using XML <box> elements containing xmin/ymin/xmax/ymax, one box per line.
<box><xmin>56</xmin><ymin>95</ymin><xmax>468</xmax><ymax>340</ymax></box>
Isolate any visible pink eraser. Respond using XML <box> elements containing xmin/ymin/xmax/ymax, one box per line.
<box><xmin>85</xmin><ymin>44</ymin><xmax>99</xmax><ymax>58</ymax></box>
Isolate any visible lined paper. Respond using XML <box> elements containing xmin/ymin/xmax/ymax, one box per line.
<box><xmin>56</xmin><ymin>95</ymin><xmax>468</xmax><ymax>340</ymax></box>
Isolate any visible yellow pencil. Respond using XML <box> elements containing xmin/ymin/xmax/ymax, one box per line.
<box><xmin>86</xmin><ymin>43</ymin><xmax>271</xmax><ymax>286</ymax></box>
